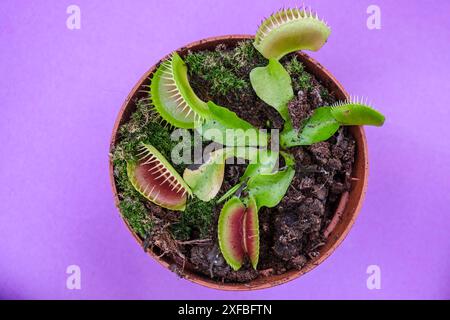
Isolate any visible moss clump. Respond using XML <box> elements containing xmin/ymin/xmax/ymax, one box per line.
<box><xmin>184</xmin><ymin>41</ymin><xmax>266</xmax><ymax>97</ymax></box>
<box><xmin>184</xmin><ymin>41</ymin><xmax>330</xmax><ymax>104</ymax></box>
<box><xmin>111</xmin><ymin>100</ymin><xmax>181</xmax><ymax>168</ymax></box>
<box><xmin>171</xmin><ymin>197</ymin><xmax>217</xmax><ymax>240</ymax></box>
<box><xmin>283</xmin><ymin>55</ymin><xmax>312</xmax><ymax>92</ymax></box>
<box><xmin>119</xmin><ymin>197</ymin><xmax>153</xmax><ymax>238</ymax></box>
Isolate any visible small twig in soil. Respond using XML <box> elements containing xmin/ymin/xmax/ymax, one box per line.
<box><xmin>308</xmin><ymin>251</ymin><xmax>320</xmax><ymax>259</ymax></box>
<box><xmin>177</xmin><ymin>239</ymin><xmax>212</xmax><ymax>245</ymax></box>
<box><xmin>310</xmin><ymin>242</ymin><xmax>326</xmax><ymax>251</ymax></box>
<box><xmin>259</xmin><ymin>268</ymin><xmax>274</xmax><ymax>277</ymax></box>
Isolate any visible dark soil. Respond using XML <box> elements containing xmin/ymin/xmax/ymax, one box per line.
<box><xmin>111</xmin><ymin>40</ymin><xmax>355</xmax><ymax>283</ymax></box>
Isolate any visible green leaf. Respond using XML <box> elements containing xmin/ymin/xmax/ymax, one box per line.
<box><xmin>330</xmin><ymin>102</ymin><xmax>385</xmax><ymax>126</ymax></box>
<box><xmin>217</xmin><ymin>150</ymin><xmax>279</xmax><ymax>204</ymax></box>
<box><xmin>247</xmin><ymin>167</ymin><xmax>295</xmax><ymax>209</ymax></box>
<box><xmin>299</xmin><ymin>107</ymin><xmax>340</xmax><ymax>145</ymax></box>
<box><xmin>281</xmin><ymin>107</ymin><xmax>340</xmax><ymax>147</ymax></box>
<box><xmin>280</xmin><ymin>150</ymin><xmax>296</xmax><ymax>167</ymax></box>
<box><xmin>217</xmin><ymin>183</ymin><xmax>242</xmax><ymax>204</ymax></box>
<box><xmin>182</xmin><ymin>157</ymin><xmax>225</xmax><ymax>203</ymax></box>
<box><xmin>241</xmin><ymin>150</ymin><xmax>278</xmax><ymax>180</ymax></box>
<box><xmin>250</xmin><ymin>59</ymin><xmax>293</xmax><ymax>121</ymax></box>
<box><xmin>183</xmin><ymin>147</ymin><xmax>259</xmax><ymax>201</ymax></box>
<box><xmin>199</xmin><ymin>101</ymin><xmax>267</xmax><ymax>146</ymax></box>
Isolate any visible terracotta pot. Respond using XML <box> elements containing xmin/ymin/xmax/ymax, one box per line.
<box><xmin>109</xmin><ymin>35</ymin><xmax>368</xmax><ymax>290</ymax></box>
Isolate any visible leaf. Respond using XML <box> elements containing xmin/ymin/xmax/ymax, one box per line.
<box><xmin>183</xmin><ymin>147</ymin><xmax>259</xmax><ymax>201</ymax></box>
<box><xmin>280</xmin><ymin>150</ymin><xmax>296</xmax><ymax>167</ymax></box>
<box><xmin>182</xmin><ymin>160</ymin><xmax>224</xmax><ymax>203</ymax></box>
<box><xmin>199</xmin><ymin>101</ymin><xmax>267</xmax><ymax>146</ymax></box>
<box><xmin>330</xmin><ymin>102</ymin><xmax>385</xmax><ymax>126</ymax></box>
<box><xmin>247</xmin><ymin>167</ymin><xmax>295</xmax><ymax>209</ymax></box>
<box><xmin>281</xmin><ymin>102</ymin><xmax>386</xmax><ymax>147</ymax></box>
<box><xmin>217</xmin><ymin>183</ymin><xmax>242</xmax><ymax>204</ymax></box>
<box><xmin>250</xmin><ymin>58</ymin><xmax>293</xmax><ymax>121</ymax></box>
<box><xmin>217</xmin><ymin>150</ymin><xmax>279</xmax><ymax>204</ymax></box>
<box><xmin>280</xmin><ymin>107</ymin><xmax>340</xmax><ymax>147</ymax></box>
<box><xmin>241</xmin><ymin>149</ymin><xmax>278</xmax><ymax>180</ymax></box>
<box><xmin>299</xmin><ymin>107</ymin><xmax>340</xmax><ymax>145</ymax></box>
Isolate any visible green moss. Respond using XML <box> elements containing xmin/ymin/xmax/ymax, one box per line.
<box><xmin>171</xmin><ymin>197</ymin><xmax>217</xmax><ymax>240</ymax></box>
<box><xmin>184</xmin><ymin>40</ymin><xmax>319</xmax><ymax>101</ymax></box>
<box><xmin>283</xmin><ymin>55</ymin><xmax>312</xmax><ymax>92</ymax></box>
<box><xmin>184</xmin><ymin>41</ymin><xmax>266</xmax><ymax>97</ymax></box>
<box><xmin>320</xmin><ymin>87</ymin><xmax>334</xmax><ymax>104</ymax></box>
<box><xmin>112</xmin><ymin>100</ymin><xmax>181</xmax><ymax>167</ymax></box>
<box><xmin>119</xmin><ymin>197</ymin><xmax>153</xmax><ymax>238</ymax></box>
<box><xmin>232</xmin><ymin>40</ymin><xmax>266</xmax><ymax>69</ymax></box>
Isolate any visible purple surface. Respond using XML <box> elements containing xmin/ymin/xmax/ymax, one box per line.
<box><xmin>1</xmin><ymin>0</ymin><xmax>449</xmax><ymax>300</ymax></box>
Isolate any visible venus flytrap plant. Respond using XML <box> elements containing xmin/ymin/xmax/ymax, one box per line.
<box><xmin>120</xmin><ymin>7</ymin><xmax>387</xmax><ymax>274</ymax></box>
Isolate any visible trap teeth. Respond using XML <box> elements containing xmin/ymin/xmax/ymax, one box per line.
<box><xmin>127</xmin><ymin>143</ymin><xmax>191</xmax><ymax>211</ymax></box>
<box><xmin>149</xmin><ymin>52</ymin><xmax>208</xmax><ymax>129</ymax></box>
<box><xmin>254</xmin><ymin>7</ymin><xmax>331</xmax><ymax>60</ymax></box>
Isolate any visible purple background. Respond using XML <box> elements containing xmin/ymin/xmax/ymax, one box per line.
<box><xmin>1</xmin><ymin>0</ymin><xmax>449</xmax><ymax>299</ymax></box>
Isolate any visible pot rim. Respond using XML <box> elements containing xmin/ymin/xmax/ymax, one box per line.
<box><xmin>109</xmin><ymin>34</ymin><xmax>369</xmax><ymax>291</ymax></box>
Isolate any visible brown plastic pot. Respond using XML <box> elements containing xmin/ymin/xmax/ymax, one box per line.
<box><xmin>109</xmin><ymin>35</ymin><xmax>368</xmax><ymax>290</ymax></box>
